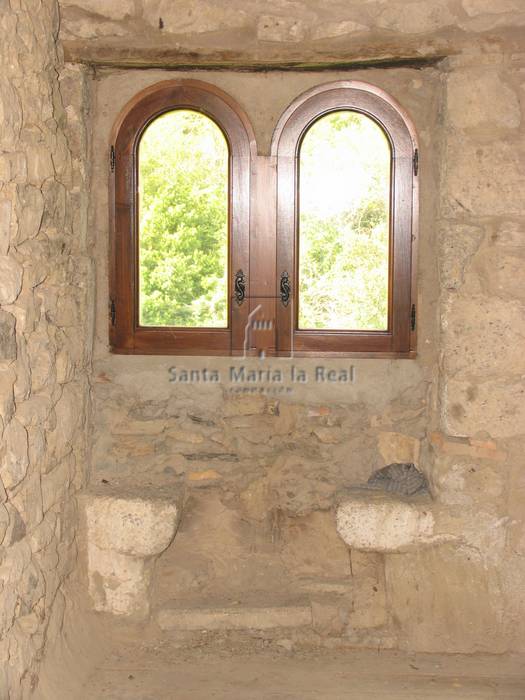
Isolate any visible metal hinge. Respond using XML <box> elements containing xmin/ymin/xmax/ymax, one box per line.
<box><xmin>411</xmin><ymin>303</ymin><xmax>416</xmax><ymax>331</ymax></box>
<box><xmin>110</xmin><ymin>145</ymin><xmax>116</xmax><ymax>172</ymax></box>
<box><xmin>413</xmin><ymin>148</ymin><xmax>419</xmax><ymax>176</ymax></box>
<box><xmin>110</xmin><ymin>298</ymin><xmax>116</xmax><ymax>326</ymax></box>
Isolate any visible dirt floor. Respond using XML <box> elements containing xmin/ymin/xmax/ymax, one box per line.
<box><xmin>82</xmin><ymin>643</ymin><xmax>525</xmax><ymax>699</ymax></box>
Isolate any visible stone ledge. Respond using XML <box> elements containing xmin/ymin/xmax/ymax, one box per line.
<box><xmin>158</xmin><ymin>603</ymin><xmax>312</xmax><ymax>632</ymax></box>
<box><xmin>81</xmin><ymin>485</ymin><xmax>181</xmax><ymax>618</ymax></box>
<box><xmin>336</xmin><ymin>489</ymin><xmax>441</xmax><ymax>553</ymax></box>
<box><xmin>83</xmin><ymin>490</ymin><xmax>179</xmax><ymax>557</ymax></box>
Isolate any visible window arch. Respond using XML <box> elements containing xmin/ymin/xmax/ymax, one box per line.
<box><xmin>109</xmin><ymin>80</ymin><xmax>256</xmax><ymax>354</ymax></box>
<box><xmin>271</xmin><ymin>80</ymin><xmax>418</xmax><ymax>356</ymax></box>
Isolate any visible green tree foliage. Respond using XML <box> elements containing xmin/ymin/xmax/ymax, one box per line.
<box><xmin>138</xmin><ymin>108</ymin><xmax>390</xmax><ymax>333</ymax></box>
<box><xmin>298</xmin><ymin>110</ymin><xmax>390</xmax><ymax>330</ymax></box>
<box><xmin>138</xmin><ymin>110</ymin><xmax>228</xmax><ymax>327</ymax></box>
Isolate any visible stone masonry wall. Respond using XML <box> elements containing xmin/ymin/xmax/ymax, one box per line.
<box><xmin>57</xmin><ymin>0</ymin><xmax>525</xmax><ymax>67</ymax></box>
<box><xmin>376</xmin><ymin>50</ymin><xmax>525</xmax><ymax>655</ymax></box>
<box><xmin>0</xmin><ymin>1</ymin><xmax>92</xmax><ymax>697</ymax></box>
<box><xmin>61</xmin><ymin>0</ymin><xmax>525</xmax><ymax>656</ymax></box>
<box><xmin>89</xmin><ymin>66</ymin><xmax>441</xmax><ymax>649</ymax></box>
<box><xmin>434</xmin><ymin>52</ymin><xmax>525</xmax><ymax>651</ymax></box>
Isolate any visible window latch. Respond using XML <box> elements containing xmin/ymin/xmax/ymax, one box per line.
<box><xmin>280</xmin><ymin>271</ymin><xmax>291</xmax><ymax>307</ymax></box>
<box><xmin>413</xmin><ymin>148</ymin><xmax>419</xmax><ymax>177</ymax></box>
<box><xmin>110</xmin><ymin>145</ymin><xmax>116</xmax><ymax>172</ymax></box>
<box><xmin>234</xmin><ymin>269</ymin><xmax>246</xmax><ymax>305</ymax></box>
<box><xmin>411</xmin><ymin>303</ymin><xmax>416</xmax><ymax>331</ymax></box>
<box><xmin>110</xmin><ymin>298</ymin><xmax>116</xmax><ymax>326</ymax></box>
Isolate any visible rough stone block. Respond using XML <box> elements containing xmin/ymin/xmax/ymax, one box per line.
<box><xmin>85</xmin><ymin>491</ymin><xmax>180</xmax><ymax>619</ymax></box>
<box><xmin>187</xmin><ymin>469</ymin><xmax>222</xmax><ymax>484</ymax></box>
<box><xmin>3</xmin><ymin>504</ymin><xmax>26</xmax><ymax>546</ymax></box>
<box><xmin>462</xmin><ymin>0</ymin><xmax>523</xmax><ymax>15</ymax></box>
<box><xmin>311</xmin><ymin>598</ymin><xmax>348</xmax><ymax>636</ymax></box>
<box><xmin>158</xmin><ymin>604</ymin><xmax>312</xmax><ymax>631</ymax></box>
<box><xmin>16</xmin><ymin>185</ymin><xmax>44</xmax><ymax>244</ymax></box>
<box><xmin>60</xmin><ymin>0</ymin><xmax>134</xmax><ymax>21</ymax></box>
<box><xmin>143</xmin><ymin>0</ymin><xmax>247</xmax><ymax>34</ymax></box>
<box><xmin>257</xmin><ymin>15</ymin><xmax>306</xmax><ymax>42</ymax></box>
<box><xmin>61</xmin><ymin>17</ymin><xmax>129</xmax><ymax>40</ymax></box>
<box><xmin>10</xmin><ymin>471</ymin><xmax>44</xmax><ymax>534</ymax></box>
<box><xmin>349</xmin><ymin>562</ymin><xmax>388</xmax><ymax>630</ymax></box>
<box><xmin>377</xmin><ymin>432</ymin><xmax>420</xmax><ymax>464</ymax></box>
<box><xmin>473</xmin><ymin>247</ymin><xmax>525</xmax><ymax>303</ymax></box>
<box><xmin>377</xmin><ymin>0</ymin><xmax>456</xmax><ymax>33</ymax></box>
<box><xmin>443</xmin><ymin>377</ymin><xmax>525</xmax><ymax>438</ymax></box>
<box><xmin>46</xmin><ymin>383</ymin><xmax>82</xmax><ymax>460</ymax></box>
<box><xmin>447</xmin><ymin>70</ymin><xmax>520</xmax><ymax>129</ymax></box>
<box><xmin>439</xmin><ymin>223</ymin><xmax>484</xmax><ymax>291</ymax></box>
<box><xmin>85</xmin><ymin>495</ymin><xmax>179</xmax><ymax>557</ymax></box>
<box><xmin>385</xmin><ymin>546</ymin><xmax>507</xmax><ymax>653</ymax></box>
<box><xmin>492</xmin><ymin>220</ymin><xmax>524</xmax><ymax>248</ymax></box>
<box><xmin>0</xmin><ymin>311</ymin><xmax>16</xmax><ymax>361</ymax></box>
<box><xmin>312</xmin><ymin>426</ymin><xmax>342</xmax><ymax>444</ymax></box>
<box><xmin>1</xmin><ymin>418</ymin><xmax>29</xmax><ymax>490</ymax></box>
<box><xmin>442</xmin><ymin>295</ymin><xmax>525</xmax><ymax>380</ymax></box>
<box><xmin>25</xmin><ymin>143</ymin><xmax>55</xmax><ymax>185</ymax></box>
<box><xmin>223</xmin><ymin>394</ymin><xmax>266</xmax><ymax>417</ymax></box>
<box><xmin>41</xmin><ymin>460</ymin><xmax>73</xmax><ymax>512</ymax></box>
<box><xmin>87</xmin><ymin>543</ymin><xmax>150</xmax><ymax>618</ymax></box>
<box><xmin>0</xmin><ymin>503</ymin><xmax>9</xmax><ymax>546</ymax></box>
<box><xmin>430</xmin><ymin>432</ymin><xmax>506</xmax><ymax>462</ymax></box>
<box><xmin>0</xmin><ymin>255</ymin><xmax>22</xmax><ymax>304</ymax></box>
<box><xmin>336</xmin><ymin>491</ymin><xmax>435</xmax><ymax>553</ymax></box>
<box><xmin>0</xmin><ymin>367</ymin><xmax>16</xmax><ymax>424</ymax></box>
<box><xmin>0</xmin><ymin>199</ymin><xmax>11</xmax><ymax>256</ymax></box>
<box><xmin>311</xmin><ymin>20</ymin><xmax>368</xmax><ymax>40</ymax></box>
<box><xmin>443</xmin><ymin>140</ymin><xmax>525</xmax><ymax>217</ymax></box>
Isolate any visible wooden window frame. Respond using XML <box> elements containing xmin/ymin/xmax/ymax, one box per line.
<box><xmin>272</xmin><ymin>81</ymin><xmax>418</xmax><ymax>358</ymax></box>
<box><xmin>109</xmin><ymin>78</ymin><xmax>418</xmax><ymax>358</ymax></box>
<box><xmin>109</xmin><ymin>79</ymin><xmax>256</xmax><ymax>355</ymax></box>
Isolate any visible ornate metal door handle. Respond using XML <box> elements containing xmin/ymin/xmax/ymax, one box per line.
<box><xmin>280</xmin><ymin>271</ymin><xmax>291</xmax><ymax>307</ymax></box>
<box><xmin>234</xmin><ymin>269</ymin><xmax>246</xmax><ymax>305</ymax></box>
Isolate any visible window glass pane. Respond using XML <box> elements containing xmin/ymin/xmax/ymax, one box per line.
<box><xmin>298</xmin><ymin>111</ymin><xmax>391</xmax><ymax>331</ymax></box>
<box><xmin>138</xmin><ymin>110</ymin><xmax>229</xmax><ymax>327</ymax></box>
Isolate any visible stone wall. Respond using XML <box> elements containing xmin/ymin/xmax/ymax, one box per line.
<box><xmin>0</xmin><ymin>1</ymin><xmax>92</xmax><ymax>697</ymax></box>
<box><xmin>0</xmin><ymin>1</ymin><xmax>522</xmax><ymax>695</ymax></box>
<box><xmin>429</xmin><ymin>52</ymin><xmax>525</xmax><ymax>652</ymax></box>
<box><xmin>358</xmin><ymin>50</ymin><xmax>525</xmax><ymax>655</ymax></box>
<box><xmin>57</xmin><ymin>0</ymin><xmax>525</xmax><ymax>67</ymax></box>
<box><xmin>89</xmin><ymin>66</ymin><xmax>441</xmax><ymax>648</ymax></box>
<box><xmin>57</xmin><ymin>0</ymin><xmax>525</xmax><ymax>658</ymax></box>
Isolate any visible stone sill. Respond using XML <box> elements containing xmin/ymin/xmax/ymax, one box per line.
<box><xmin>336</xmin><ymin>488</ymin><xmax>441</xmax><ymax>554</ymax></box>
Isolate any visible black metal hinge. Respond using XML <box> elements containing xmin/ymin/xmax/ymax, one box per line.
<box><xmin>110</xmin><ymin>298</ymin><xmax>116</xmax><ymax>326</ymax></box>
<box><xmin>413</xmin><ymin>148</ymin><xmax>419</xmax><ymax>176</ymax></box>
<box><xmin>110</xmin><ymin>145</ymin><xmax>116</xmax><ymax>172</ymax></box>
<box><xmin>411</xmin><ymin>303</ymin><xmax>416</xmax><ymax>331</ymax></box>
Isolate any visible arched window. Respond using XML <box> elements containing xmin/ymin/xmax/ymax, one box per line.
<box><xmin>110</xmin><ymin>79</ymin><xmax>417</xmax><ymax>357</ymax></box>
<box><xmin>109</xmin><ymin>80</ymin><xmax>255</xmax><ymax>354</ymax></box>
<box><xmin>272</xmin><ymin>81</ymin><xmax>418</xmax><ymax>356</ymax></box>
